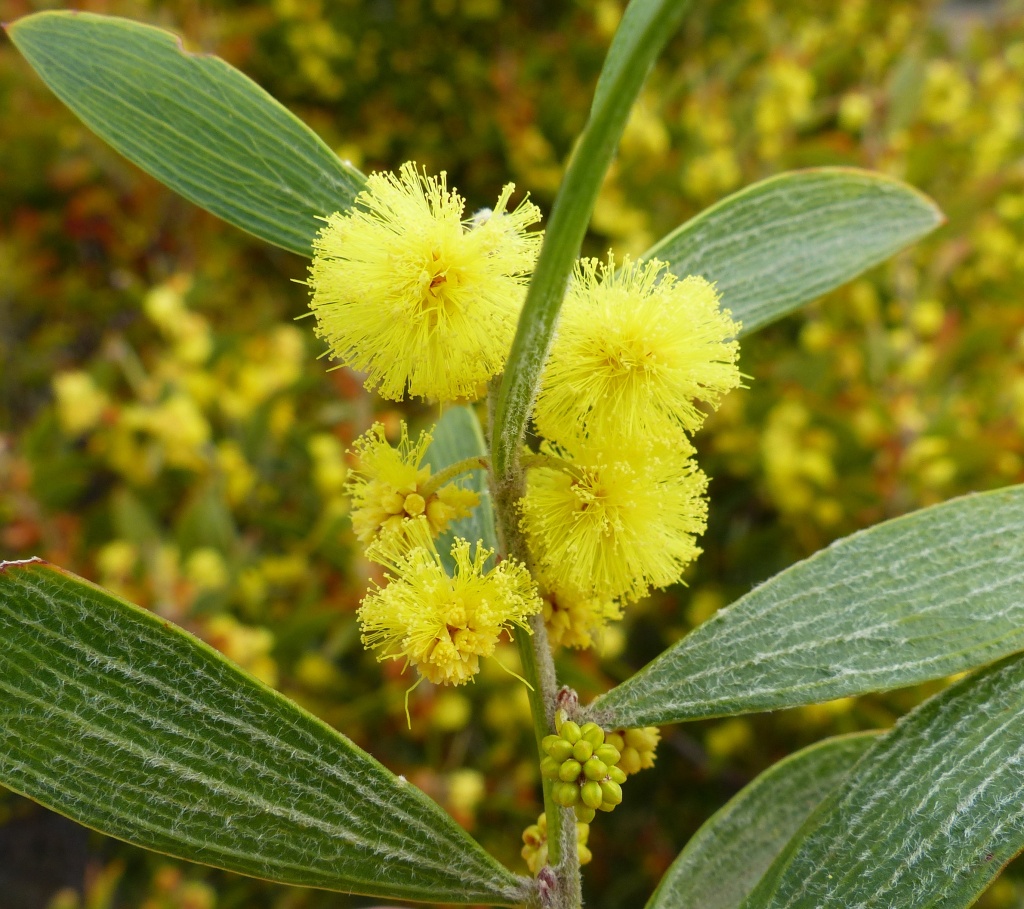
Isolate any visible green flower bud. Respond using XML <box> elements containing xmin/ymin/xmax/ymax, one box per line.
<box><xmin>583</xmin><ymin>757</ymin><xmax>608</xmax><ymax>781</ymax></box>
<box><xmin>572</xmin><ymin>740</ymin><xmax>594</xmax><ymax>763</ymax></box>
<box><xmin>581</xmin><ymin>780</ymin><xmax>603</xmax><ymax>809</ymax></box>
<box><xmin>559</xmin><ymin>759</ymin><xmax>583</xmax><ymax>782</ymax></box>
<box><xmin>542</xmin><ymin>734</ymin><xmax>563</xmax><ymax>754</ymax></box>
<box><xmin>608</xmin><ymin>765</ymin><xmax>627</xmax><ymax>784</ymax></box>
<box><xmin>595</xmin><ymin>743</ymin><xmax>620</xmax><ymax>766</ymax></box>
<box><xmin>540</xmin><ymin>756</ymin><xmax>562</xmax><ymax>779</ymax></box>
<box><xmin>580</xmin><ymin>722</ymin><xmax>605</xmax><ymax>747</ymax></box>
<box><xmin>560</xmin><ymin>720</ymin><xmax>582</xmax><ymax>745</ymax></box>
<box><xmin>553</xmin><ymin>781</ymin><xmax>580</xmax><ymax>807</ymax></box>
<box><xmin>546</xmin><ymin>738</ymin><xmax>574</xmax><ymax>762</ymax></box>
<box><xmin>599</xmin><ymin>779</ymin><xmax>622</xmax><ymax>805</ymax></box>
<box><xmin>574</xmin><ymin>803</ymin><xmax>596</xmax><ymax>823</ymax></box>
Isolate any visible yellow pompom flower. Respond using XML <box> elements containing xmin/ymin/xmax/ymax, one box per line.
<box><xmin>533</xmin><ymin>254</ymin><xmax>740</xmax><ymax>446</ymax></box>
<box><xmin>308</xmin><ymin>161</ymin><xmax>542</xmax><ymax>402</ymax></box>
<box><xmin>346</xmin><ymin>422</ymin><xmax>479</xmax><ymax>543</ymax></box>
<box><xmin>359</xmin><ymin>518</ymin><xmax>541</xmax><ymax>686</ymax></box>
<box><xmin>520</xmin><ymin>439</ymin><xmax>708</xmax><ymax>603</ymax></box>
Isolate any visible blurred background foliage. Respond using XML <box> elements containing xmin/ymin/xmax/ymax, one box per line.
<box><xmin>3</xmin><ymin>0</ymin><xmax>1024</xmax><ymax>906</ymax></box>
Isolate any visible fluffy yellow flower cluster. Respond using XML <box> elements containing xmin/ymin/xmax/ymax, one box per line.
<box><xmin>345</xmin><ymin>421</ymin><xmax>478</xmax><ymax>543</ymax></box>
<box><xmin>308</xmin><ymin>161</ymin><xmax>542</xmax><ymax>402</ymax></box>
<box><xmin>359</xmin><ymin>517</ymin><xmax>541</xmax><ymax>686</ymax></box>
<box><xmin>309</xmin><ymin>164</ymin><xmax>546</xmax><ymax>689</ymax></box>
<box><xmin>344</xmin><ymin>422</ymin><xmax>539</xmax><ymax>689</ymax></box>
<box><xmin>311</xmin><ymin>161</ymin><xmax>739</xmax><ymax>677</ymax></box>
<box><xmin>520</xmin><ymin>253</ymin><xmax>740</xmax><ymax>645</ymax></box>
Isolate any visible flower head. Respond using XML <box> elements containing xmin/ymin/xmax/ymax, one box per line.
<box><xmin>538</xmin><ymin>575</ymin><xmax>622</xmax><ymax>651</ymax></box>
<box><xmin>346</xmin><ymin>422</ymin><xmax>478</xmax><ymax>543</ymax></box>
<box><xmin>359</xmin><ymin>518</ymin><xmax>541</xmax><ymax>686</ymax></box>
<box><xmin>520</xmin><ymin>438</ymin><xmax>708</xmax><ymax>603</ymax></box>
<box><xmin>308</xmin><ymin>162</ymin><xmax>542</xmax><ymax>402</ymax></box>
<box><xmin>534</xmin><ymin>254</ymin><xmax>741</xmax><ymax>446</ymax></box>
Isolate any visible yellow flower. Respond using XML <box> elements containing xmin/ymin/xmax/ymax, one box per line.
<box><xmin>308</xmin><ymin>161</ymin><xmax>542</xmax><ymax>401</ymax></box>
<box><xmin>358</xmin><ymin>518</ymin><xmax>541</xmax><ymax>686</ymax></box>
<box><xmin>538</xmin><ymin>575</ymin><xmax>622</xmax><ymax>650</ymax></box>
<box><xmin>605</xmin><ymin>727</ymin><xmax>660</xmax><ymax>776</ymax></box>
<box><xmin>521</xmin><ymin>812</ymin><xmax>592</xmax><ymax>875</ymax></box>
<box><xmin>520</xmin><ymin>438</ymin><xmax>708</xmax><ymax>603</ymax></box>
<box><xmin>533</xmin><ymin>254</ymin><xmax>740</xmax><ymax>446</ymax></box>
<box><xmin>346</xmin><ymin>422</ymin><xmax>479</xmax><ymax>544</ymax></box>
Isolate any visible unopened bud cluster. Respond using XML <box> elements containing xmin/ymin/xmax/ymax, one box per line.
<box><xmin>520</xmin><ymin>812</ymin><xmax>591</xmax><ymax>875</ymax></box>
<box><xmin>541</xmin><ymin>719</ymin><xmax>626</xmax><ymax>823</ymax></box>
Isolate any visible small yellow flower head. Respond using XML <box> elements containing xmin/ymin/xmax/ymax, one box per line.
<box><xmin>521</xmin><ymin>812</ymin><xmax>592</xmax><ymax>875</ymax></box>
<box><xmin>605</xmin><ymin>727</ymin><xmax>661</xmax><ymax>776</ymax></box>
<box><xmin>534</xmin><ymin>254</ymin><xmax>741</xmax><ymax>446</ymax></box>
<box><xmin>539</xmin><ymin>577</ymin><xmax>622</xmax><ymax>650</ymax></box>
<box><xmin>346</xmin><ymin>422</ymin><xmax>479</xmax><ymax>543</ymax></box>
<box><xmin>520</xmin><ymin>439</ymin><xmax>708</xmax><ymax>603</ymax></box>
<box><xmin>358</xmin><ymin>518</ymin><xmax>541</xmax><ymax>686</ymax></box>
<box><xmin>308</xmin><ymin>162</ymin><xmax>543</xmax><ymax>401</ymax></box>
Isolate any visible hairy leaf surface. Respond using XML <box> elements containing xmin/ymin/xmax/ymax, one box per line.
<box><xmin>644</xmin><ymin>169</ymin><xmax>943</xmax><ymax>334</ymax></box>
<box><xmin>0</xmin><ymin>560</ymin><xmax>527</xmax><ymax>905</ymax></box>
<box><xmin>592</xmin><ymin>485</ymin><xmax>1024</xmax><ymax>727</ymax></box>
<box><xmin>742</xmin><ymin>653</ymin><xmax>1024</xmax><ymax>908</ymax></box>
<box><xmin>7</xmin><ymin>11</ymin><xmax>365</xmax><ymax>255</ymax></box>
<box><xmin>646</xmin><ymin>733</ymin><xmax>877</xmax><ymax>909</ymax></box>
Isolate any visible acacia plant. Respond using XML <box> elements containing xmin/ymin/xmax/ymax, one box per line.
<box><xmin>4</xmin><ymin>4</ymin><xmax>1024</xmax><ymax>909</ymax></box>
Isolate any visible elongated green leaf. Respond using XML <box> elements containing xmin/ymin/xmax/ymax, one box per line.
<box><xmin>425</xmin><ymin>405</ymin><xmax>497</xmax><ymax>561</ymax></box>
<box><xmin>644</xmin><ymin>168</ymin><xmax>944</xmax><ymax>335</ymax></box>
<box><xmin>591</xmin><ymin>0</ymin><xmax>677</xmax><ymax>116</ymax></box>
<box><xmin>0</xmin><ymin>560</ymin><xmax>529</xmax><ymax>906</ymax></box>
<box><xmin>490</xmin><ymin>0</ymin><xmax>690</xmax><ymax>481</ymax></box>
<box><xmin>591</xmin><ymin>485</ymin><xmax>1024</xmax><ymax>728</ymax></box>
<box><xmin>6</xmin><ymin>11</ymin><xmax>365</xmax><ymax>256</ymax></box>
<box><xmin>742</xmin><ymin>653</ymin><xmax>1024</xmax><ymax>909</ymax></box>
<box><xmin>646</xmin><ymin>733</ymin><xmax>877</xmax><ymax>909</ymax></box>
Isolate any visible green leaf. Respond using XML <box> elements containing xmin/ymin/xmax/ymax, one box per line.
<box><xmin>644</xmin><ymin>168</ymin><xmax>944</xmax><ymax>335</ymax></box>
<box><xmin>424</xmin><ymin>405</ymin><xmax>497</xmax><ymax>566</ymax></box>
<box><xmin>490</xmin><ymin>0</ymin><xmax>691</xmax><ymax>480</ymax></box>
<box><xmin>646</xmin><ymin>733</ymin><xmax>878</xmax><ymax>909</ymax></box>
<box><xmin>6</xmin><ymin>11</ymin><xmax>365</xmax><ymax>256</ymax></box>
<box><xmin>590</xmin><ymin>0</ymin><xmax>678</xmax><ymax>116</ymax></box>
<box><xmin>590</xmin><ymin>485</ymin><xmax>1024</xmax><ymax>728</ymax></box>
<box><xmin>741</xmin><ymin>653</ymin><xmax>1024</xmax><ymax>909</ymax></box>
<box><xmin>0</xmin><ymin>560</ymin><xmax>529</xmax><ymax>906</ymax></box>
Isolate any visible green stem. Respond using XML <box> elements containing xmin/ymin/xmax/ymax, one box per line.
<box><xmin>489</xmin><ymin>390</ymin><xmax>580</xmax><ymax>905</ymax></box>
<box><xmin>421</xmin><ymin>454</ymin><xmax>489</xmax><ymax>498</ymax></box>
<box><xmin>520</xmin><ymin>452</ymin><xmax>587</xmax><ymax>484</ymax></box>
<box><xmin>488</xmin><ymin>6</ymin><xmax>693</xmax><ymax>905</ymax></box>
<box><xmin>514</xmin><ymin>619</ymin><xmax>562</xmax><ymax>859</ymax></box>
<box><xmin>489</xmin><ymin>1</ymin><xmax>693</xmax><ymax>482</ymax></box>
